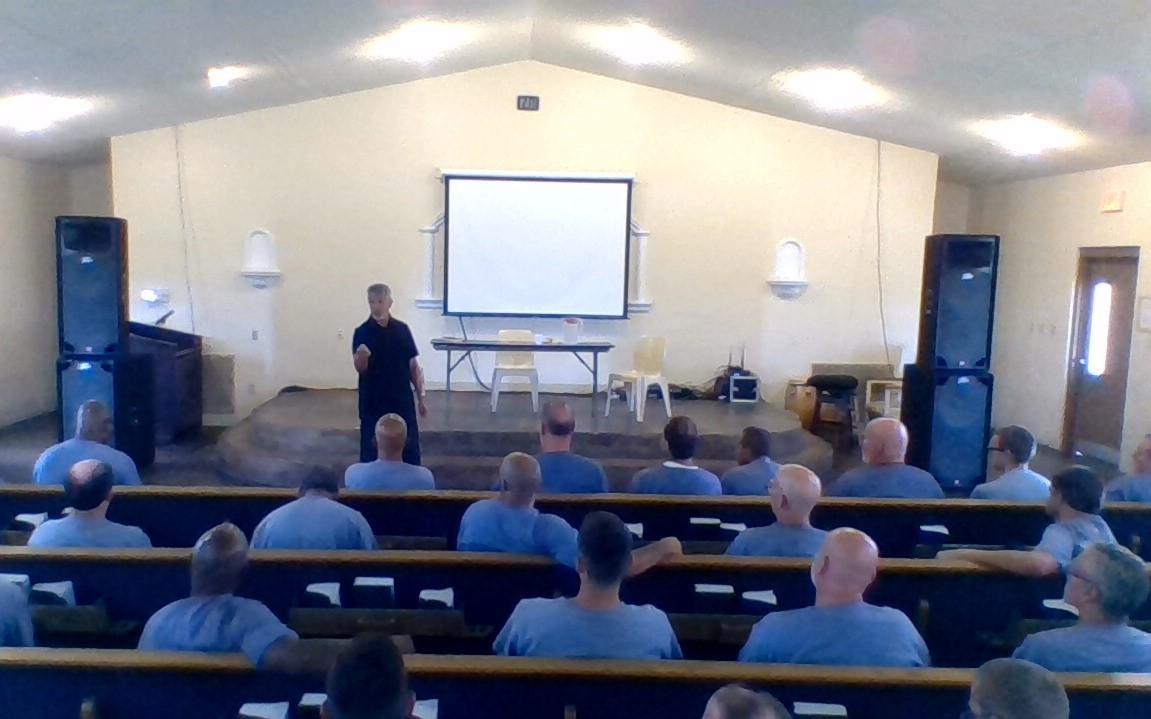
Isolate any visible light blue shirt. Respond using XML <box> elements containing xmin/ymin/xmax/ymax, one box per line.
<box><xmin>457</xmin><ymin>498</ymin><xmax>579</xmax><ymax>568</ymax></box>
<box><xmin>1105</xmin><ymin>474</ymin><xmax>1151</xmax><ymax>503</ymax></box>
<box><xmin>1036</xmin><ymin>515</ymin><xmax>1117</xmax><ymax>573</ymax></box>
<box><xmin>344</xmin><ymin>460</ymin><xmax>436</xmax><ymax>491</ymax></box>
<box><xmin>739</xmin><ymin>601</ymin><xmax>930</xmax><ymax>667</ymax></box>
<box><xmin>0</xmin><ymin>581</ymin><xmax>33</xmax><ymax>647</ymax></box>
<box><xmin>536</xmin><ymin>452</ymin><xmax>609</xmax><ymax>494</ymax></box>
<box><xmin>138</xmin><ymin>594</ymin><xmax>297</xmax><ymax>666</ymax></box>
<box><xmin>827</xmin><ymin>465</ymin><xmax>943</xmax><ymax>499</ymax></box>
<box><xmin>970</xmin><ymin>467</ymin><xmax>1051</xmax><ymax>501</ymax></box>
<box><xmin>721</xmin><ymin>458</ymin><xmax>780</xmax><ymax>496</ymax></box>
<box><xmin>28</xmin><ymin>515</ymin><xmax>151</xmax><ymax>549</ymax></box>
<box><xmin>1013</xmin><ymin>624</ymin><xmax>1151</xmax><ymax>672</ymax></box>
<box><xmin>33</xmin><ymin>439</ymin><xmax>142</xmax><ymax>487</ymax></box>
<box><xmin>630</xmin><ymin>463</ymin><xmax>722</xmax><ymax>496</ymax></box>
<box><xmin>726</xmin><ymin>524</ymin><xmax>828</xmax><ymax>558</ymax></box>
<box><xmin>494</xmin><ymin>597</ymin><xmax>682</xmax><ymax>659</ymax></box>
<box><xmin>251</xmin><ymin>494</ymin><xmax>377</xmax><ymax>550</ymax></box>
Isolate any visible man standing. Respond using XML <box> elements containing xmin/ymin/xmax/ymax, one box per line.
<box><xmin>353</xmin><ymin>284</ymin><xmax>426</xmax><ymax>465</ymax></box>
<box><xmin>971</xmin><ymin>425</ymin><xmax>1050</xmax><ymax>501</ymax></box>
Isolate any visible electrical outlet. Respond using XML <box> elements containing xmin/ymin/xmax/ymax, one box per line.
<box><xmin>247</xmin><ymin>383</ymin><xmax>256</xmax><ymax>395</ymax></box>
<box><xmin>337</xmin><ymin>330</ymin><xmax>345</xmax><ymax>340</ymax></box>
<box><xmin>251</xmin><ymin>330</ymin><xmax>259</xmax><ymax>341</ymax></box>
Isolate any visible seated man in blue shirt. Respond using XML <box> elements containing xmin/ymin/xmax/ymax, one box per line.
<box><xmin>344</xmin><ymin>414</ymin><xmax>436</xmax><ymax>491</ymax></box>
<box><xmin>971</xmin><ymin>425</ymin><xmax>1050</xmax><ymax>501</ymax></box>
<box><xmin>1104</xmin><ymin>434</ymin><xmax>1151</xmax><ymax>502</ymax></box>
<box><xmin>631</xmin><ymin>416</ymin><xmax>721</xmax><ymax>495</ymax></box>
<box><xmin>28</xmin><ymin>460</ymin><xmax>152</xmax><ymax>549</ymax></box>
<box><xmin>1013</xmin><ymin>542</ymin><xmax>1151</xmax><ymax>672</ymax></box>
<box><xmin>703</xmin><ymin>685</ymin><xmax>792</xmax><ymax>719</ymax></box>
<box><xmin>826</xmin><ymin>418</ymin><xmax>943</xmax><ymax>499</ymax></box>
<box><xmin>535</xmin><ymin>401</ymin><xmax>609</xmax><ymax>494</ymax></box>
<box><xmin>967</xmin><ymin>658</ymin><xmax>1069</xmax><ymax>719</ymax></box>
<box><xmin>0</xmin><ymin>580</ymin><xmax>33</xmax><ymax>647</ymax></box>
<box><xmin>252</xmin><ymin>468</ymin><xmax>377</xmax><ymax>550</ymax></box>
<box><xmin>323</xmin><ymin>633</ymin><xmax>414</xmax><ymax>719</ymax></box>
<box><xmin>721</xmin><ymin>427</ymin><xmax>780</xmax><ymax>496</ymax></box>
<box><xmin>33</xmin><ymin>401</ymin><xmax>141</xmax><ymax>487</ymax></box>
<box><xmin>738</xmin><ymin>528</ymin><xmax>930</xmax><ymax>667</ymax></box>
<box><xmin>494</xmin><ymin>511</ymin><xmax>682</xmax><ymax>659</ymax></box>
<box><xmin>939</xmin><ymin>466</ymin><xmax>1117</xmax><ymax>577</ymax></box>
<box><xmin>727</xmin><ymin>464</ymin><xmax>827</xmax><ymax>558</ymax></box>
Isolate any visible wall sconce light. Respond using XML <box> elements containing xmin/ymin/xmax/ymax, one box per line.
<box><xmin>241</xmin><ymin>229</ymin><xmax>281</xmax><ymax>289</ymax></box>
<box><xmin>767</xmin><ymin>238</ymin><xmax>809</xmax><ymax>300</ymax></box>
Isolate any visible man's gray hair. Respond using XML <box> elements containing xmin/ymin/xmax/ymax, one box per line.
<box><xmin>75</xmin><ymin>400</ymin><xmax>111</xmax><ymax>440</ymax></box>
<box><xmin>367</xmin><ymin>283</ymin><xmax>391</xmax><ymax>299</ymax></box>
<box><xmin>1090</xmin><ymin>542</ymin><xmax>1150</xmax><ymax>620</ymax></box>
<box><xmin>972</xmin><ymin>659</ymin><xmax>1068</xmax><ymax>719</ymax></box>
<box><xmin>704</xmin><ymin>685</ymin><xmax>791</xmax><ymax>719</ymax></box>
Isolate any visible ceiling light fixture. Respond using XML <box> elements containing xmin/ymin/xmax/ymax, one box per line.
<box><xmin>359</xmin><ymin>19</ymin><xmax>476</xmax><ymax>64</ymax></box>
<box><xmin>206</xmin><ymin>66</ymin><xmax>250</xmax><ymax>89</ymax></box>
<box><xmin>972</xmin><ymin>115</ymin><xmax>1082</xmax><ymax>156</ymax></box>
<box><xmin>773</xmin><ymin>68</ymin><xmax>889</xmax><ymax>112</ymax></box>
<box><xmin>584</xmin><ymin>21</ymin><xmax>688</xmax><ymax>66</ymax></box>
<box><xmin>0</xmin><ymin>93</ymin><xmax>93</xmax><ymax>133</ymax></box>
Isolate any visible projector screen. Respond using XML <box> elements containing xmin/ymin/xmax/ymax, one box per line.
<box><xmin>443</xmin><ymin>174</ymin><xmax>632</xmax><ymax>318</ymax></box>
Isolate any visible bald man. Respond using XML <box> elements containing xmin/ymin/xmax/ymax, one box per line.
<box><xmin>28</xmin><ymin>460</ymin><xmax>151</xmax><ymax>549</ymax></box>
<box><xmin>630</xmin><ymin>416</ymin><xmax>722</xmax><ymax>495</ymax></box>
<box><xmin>967</xmin><ymin>658</ymin><xmax>1069</xmax><ymax>719</ymax></box>
<box><xmin>827</xmin><ymin>418</ymin><xmax>943</xmax><ymax>499</ymax></box>
<box><xmin>726</xmin><ymin>465</ymin><xmax>827</xmax><ymax>558</ymax></box>
<box><xmin>738</xmin><ymin>528</ymin><xmax>930</xmax><ymax>666</ymax></box>
<box><xmin>702</xmin><ymin>685</ymin><xmax>792</xmax><ymax>719</ymax></box>
<box><xmin>721</xmin><ymin>427</ymin><xmax>781</xmax><ymax>496</ymax></box>
<box><xmin>1105</xmin><ymin>434</ymin><xmax>1151</xmax><ymax>503</ymax></box>
<box><xmin>536</xmin><ymin>401</ymin><xmax>609</xmax><ymax>494</ymax></box>
<box><xmin>345</xmin><ymin>414</ymin><xmax>436</xmax><ymax>491</ymax></box>
<box><xmin>33</xmin><ymin>401</ymin><xmax>141</xmax><ymax>486</ymax></box>
<box><xmin>251</xmin><ymin>468</ymin><xmax>377</xmax><ymax>550</ymax></box>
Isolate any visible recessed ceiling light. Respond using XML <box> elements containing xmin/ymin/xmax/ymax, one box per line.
<box><xmin>773</xmin><ymin>68</ymin><xmax>889</xmax><ymax>112</ymax></box>
<box><xmin>206</xmin><ymin>66</ymin><xmax>250</xmax><ymax>89</ymax></box>
<box><xmin>584</xmin><ymin>22</ymin><xmax>688</xmax><ymax>66</ymax></box>
<box><xmin>359</xmin><ymin>20</ymin><xmax>476</xmax><ymax>64</ymax></box>
<box><xmin>972</xmin><ymin>115</ymin><xmax>1082</xmax><ymax>156</ymax></box>
<box><xmin>0</xmin><ymin>93</ymin><xmax>93</xmax><ymax>133</ymax></box>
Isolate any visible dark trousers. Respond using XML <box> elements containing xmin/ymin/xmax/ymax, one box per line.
<box><xmin>359</xmin><ymin>411</ymin><xmax>421</xmax><ymax>466</ymax></box>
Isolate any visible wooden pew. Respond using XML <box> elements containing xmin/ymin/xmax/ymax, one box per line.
<box><xmin>0</xmin><ymin>649</ymin><xmax>1146</xmax><ymax>719</ymax></box>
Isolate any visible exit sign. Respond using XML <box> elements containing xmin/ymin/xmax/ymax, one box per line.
<box><xmin>517</xmin><ymin>95</ymin><xmax>540</xmax><ymax>111</ymax></box>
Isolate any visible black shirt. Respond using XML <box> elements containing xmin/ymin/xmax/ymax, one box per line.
<box><xmin>353</xmin><ymin>316</ymin><xmax>418</xmax><ymax>416</ymax></box>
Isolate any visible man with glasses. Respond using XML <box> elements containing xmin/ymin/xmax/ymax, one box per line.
<box><xmin>971</xmin><ymin>426</ymin><xmax>1050</xmax><ymax>501</ymax></box>
<box><xmin>1012</xmin><ymin>542</ymin><xmax>1151</xmax><ymax>672</ymax></box>
<box><xmin>963</xmin><ymin>658</ymin><xmax>1068</xmax><ymax>719</ymax></box>
<box><xmin>1104</xmin><ymin>434</ymin><xmax>1151</xmax><ymax>503</ymax></box>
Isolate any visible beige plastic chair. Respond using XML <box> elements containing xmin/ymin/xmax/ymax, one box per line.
<box><xmin>491</xmin><ymin>329</ymin><xmax>539</xmax><ymax>412</ymax></box>
<box><xmin>604</xmin><ymin>336</ymin><xmax>671</xmax><ymax>422</ymax></box>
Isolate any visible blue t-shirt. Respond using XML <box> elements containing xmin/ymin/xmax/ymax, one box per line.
<box><xmin>1013</xmin><ymin>624</ymin><xmax>1151</xmax><ymax>672</ymax></box>
<box><xmin>138</xmin><ymin>594</ymin><xmax>297</xmax><ymax>666</ymax></box>
<box><xmin>630</xmin><ymin>463</ymin><xmax>722</xmax><ymax>496</ymax></box>
<box><xmin>251</xmin><ymin>495</ymin><xmax>377</xmax><ymax>551</ymax></box>
<box><xmin>1105</xmin><ymin>474</ymin><xmax>1151</xmax><ymax>503</ymax></box>
<box><xmin>344</xmin><ymin>460</ymin><xmax>436</xmax><ymax>491</ymax></box>
<box><xmin>739</xmin><ymin>601</ymin><xmax>930</xmax><ymax>667</ymax></box>
<box><xmin>726</xmin><ymin>524</ymin><xmax>828</xmax><ymax>558</ymax></box>
<box><xmin>33</xmin><ymin>439</ymin><xmax>142</xmax><ymax>487</ymax></box>
<box><xmin>28</xmin><ymin>515</ymin><xmax>152</xmax><ymax>549</ymax></box>
<box><xmin>721</xmin><ymin>458</ymin><xmax>780</xmax><ymax>496</ymax></box>
<box><xmin>456</xmin><ymin>498</ymin><xmax>579</xmax><ymax>568</ymax></box>
<box><xmin>1035</xmin><ymin>515</ymin><xmax>1117</xmax><ymax>573</ymax></box>
<box><xmin>0</xmin><ymin>581</ymin><xmax>33</xmax><ymax>647</ymax></box>
<box><xmin>494</xmin><ymin>597</ymin><xmax>682</xmax><ymax>659</ymax></box>
<box><xmin>827</xmin><ymin>465</ymin><xmax>943</xmax><ymax>499</ymax></box>
<box><xmin>536</xmin><ymin>452</ymin><xmax>609</xmax><ymax>494</ymax></box>
<box><xmin>970</xmin><ymin>467</ymin><xmax>1051</xmax><ymax>501</ymax></box>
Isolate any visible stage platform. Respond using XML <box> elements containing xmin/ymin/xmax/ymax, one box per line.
<box><xmin>216</xmin><ymin>389</ymin><xmax>833</xmax><ymax>489</ymax></box>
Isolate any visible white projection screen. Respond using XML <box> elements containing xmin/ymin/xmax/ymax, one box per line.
<box><xmin>443</xmin><ymin>173</ymin><xmax>632</xmax><ymax>318</ymax></box>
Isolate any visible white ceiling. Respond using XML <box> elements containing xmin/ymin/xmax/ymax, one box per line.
<box><xmin>4</xmin><ymin>0</ymin><xmax>1151</xmax><ymax>185</ymax></box>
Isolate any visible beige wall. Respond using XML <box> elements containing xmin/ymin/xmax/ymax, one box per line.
<box><xmin>111</xmin><ymin>61</ymin><xmax>939</xmax><ymax>420</ymax></box>
<box><xmin>0</xmin><ymin>156</ymin><xmax>69</xmax><ymax>426</ymax></box>
<box><xmin>972</xmin><ymin>163</ymin><xmax>1151</xmax><ymax>469</ymax></box>
<box><xmin>68</xmin><ymin>162</ymin><xmax>112</xmax><ymax>216</ymax></box>
<box><xmin>933</xmin><ymin>179</ymin><xmax>972</xmax><ymax>235</ymax></box>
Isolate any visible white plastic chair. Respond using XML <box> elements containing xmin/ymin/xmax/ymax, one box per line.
<box><xmin>604</xmin><ymin>336</ymin><xmax>671</xmax><ymax>422</ymax></box>
<box><xmin>491</xmin><ymin>329</ymin><xmax>539</xmax><ymax>412</ymax></box>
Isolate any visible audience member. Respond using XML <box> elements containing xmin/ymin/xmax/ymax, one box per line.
<box><xmin>738</xmin><ymin>528</ymin><xmax>930</xmax><ymax>667</ymax></box>
<box><xmin>939</xmin><ymin>466</ymin><xmax>1116</xmax><ymax>577</ymax></box>
<box><xmin>826</xmin><ymin>418</ymin><xmax>942</xmax><ymax>499</ymax></box>
<box><xmin>726</xmin><ymin>464</ymin><xmax>827</xmax><ymax>558</ymax></box>
<box><xmin>344</xmin><ymin>414</ymin><xmax>436</xmax><ymax>491</ymax></box>
<box><xmin>0</xmin><ymin>580</ymin><xmax>33</xmax><ymax>647</ymax></box>
<box><xmin>251</xmin><ymin>468</ymin><xmax>377</xmax><ymax>550</ymax></box>
<box><xmin>1104</xmin><ymin>434</ymin><xmax>1151</xmax><ymax>503</ymax></box>
<box><xmin>458</xmin><ymin>453</ymin><xmax>681</xmax><ymax>572</ymax></box>
<box><xmin>323</xmin><ymin>633</ymin><xmax>414</xmax><ymax>719</ymax></box>
<box><xmin>702</xmin><ymin>685</ymin><xmax>792</xmax><ymax>719</ymax></box>
<box><xmin>33</xmin><ymin>401</ymin><xmax>141</xmax><ymax>487</ymax></box>
<box><xmin>966</xmin><ymin>658</ymin><xmax>1069</xmax><ymax>719</ymax></box>
<box><xmin>970</xmin><ymin>425</ymin><xmax>1050</xmax><ymax>501</ymax></box>
<box><xmin>534</xmin><ymin>401</ymin><xmax>609</xmax><ymax>494</ymax></box>
<box><xmin>28</xmin><ymin>460</ymin><xmax>151</xmax><ymax>549</ymax></box>
<box><xmin>1012</xmin><ymin>542</ymin><xmax>1151</xmax><ymax>672</ymax></box>
<box><xmin>720</xmin><ymin>427</ymin><xmax>780</xmax><ymax>496</ymax></box>
<box><xmin>630</xmin><ymin>417</ymin><xmax>721</xmax><ymax>495</ymax></box>
<box><xmin>494</xmin><ymin>511</ymin><xmax>682</xmax><ymax>659</ymax></box>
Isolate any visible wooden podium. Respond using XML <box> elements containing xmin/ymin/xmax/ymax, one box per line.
<box><xmin>129</xmin><ymin>323</ymin><xmax>202</xmax><ymax>444</ymax></box>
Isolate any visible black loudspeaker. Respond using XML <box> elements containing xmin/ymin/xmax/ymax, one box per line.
<box><xmin>56</xmin><ymin>216</ymin><xmax>128</xmax><ymax>355</ymax></box>
<box><xmin>917</xmin><ymin>234</ymin><xmax>1000</xmax><ymax>371</ymax></box>
<box><xmin>57</xmin><ymin>354</ymin><xmax>156</xmax><ymax>468</ymax></box>
<box><xmin>902</xmin><ymin>365</ymin><xmax>994</xmax><ymax>491</ymax></box>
